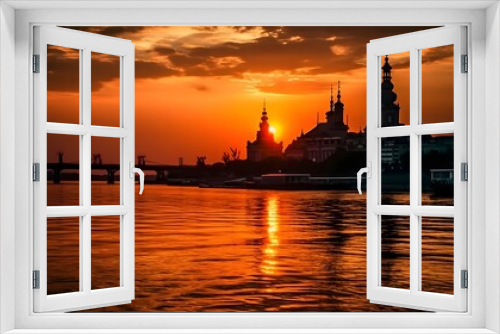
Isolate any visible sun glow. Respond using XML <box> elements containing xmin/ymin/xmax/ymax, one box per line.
<box><xmin>269</xmin><ymin>126</ymin><xmax>277</xmax><ymax>134</ymax></box>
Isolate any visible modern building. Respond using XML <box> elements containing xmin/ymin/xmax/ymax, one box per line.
<box><xmin>246</xmin><ymin>103</ymin><xmax>283</xmax><ymax>162</ymax></box>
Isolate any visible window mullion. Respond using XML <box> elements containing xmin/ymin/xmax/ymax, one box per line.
<box><xmin>409</xmin><ymin>47</ymin><xmax>420</xmax><ymax>294</ymax></box>
<box><xmin>82</xmin><ymin>47</ymin><xmax>92</xmax><ymax>294</ymax></box>
<box><xmin>78</xmin><ymin>48</ymin><xmax>84</xmax><ymax>293</ymax></box>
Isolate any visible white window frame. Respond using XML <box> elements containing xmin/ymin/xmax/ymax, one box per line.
<box><xmin>0</xmin><ymin>1</ymin><xmax>498</xmax><ymax>333</ymax></box>
<box><xmin>366</xmin><ymin>26</ymin><xmax>467</xmax><ymax>312</ymax></box>
<box><xmin>33</xmin><ymin>25</ymin><xmax>136</xmax><ymax>313</ymax></box>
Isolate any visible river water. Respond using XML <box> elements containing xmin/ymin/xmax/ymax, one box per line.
<box><xmin>46</xmin><ymin>183</ymin><xmax>453</xmax><ymax>312</ymax></box>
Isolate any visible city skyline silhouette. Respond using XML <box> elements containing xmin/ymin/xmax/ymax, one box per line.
<box><xmin>47</xmin><ymin>26</ymin><xmax>453</xmax><ymax>164</ymax></box>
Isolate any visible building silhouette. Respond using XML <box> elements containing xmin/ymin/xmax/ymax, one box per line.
<box><xmin>380</xmin><ymin>55</ymin><xmax>409</xmax><ymax>168</ymax></box>
<box><xmin>381</xmin><ymin>55</ymin><xmax>405</xmax><ymax>127</ymax></box>
<box><xmin>246</xmin><ymin>102</ymin><xmax>283</xmax><ymax>162</ymax></box>
<box><xmin>284</xmin><ymin>82</ymin><xmax>365</xmax><ymax>162</ymax></box>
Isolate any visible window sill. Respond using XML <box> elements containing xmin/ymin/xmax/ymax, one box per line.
<box><xmin>4</xmin><ymin>329</ymin><xmax>498</xmax><ymax>334</ymax></box>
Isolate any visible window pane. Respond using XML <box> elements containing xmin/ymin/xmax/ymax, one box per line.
<box><xmin>92</xmin><ymin>215</ymin><xmax>121</xmax><ymax>290</ymax></box>
<box><xmin>421</xmin><ymin>134</ymin><xmax>454</xmax><ymax>206</ymax></box>
<box><xmin>47</xmin><ymin>45</ymin><xmax>80</xmax><ymax>124</ymax></box>
<box><xmin>91</xmin><ymin>52</ymin><xmax>121</xmax><ymax>127</ymax></box>
<box><xmin>381</xmin><ymin>215</ymin><xmax>410</xmax><ymax>290</ymax></box>
<box><xmin>47</xmin><ymin>217</ymin><xmax>80</xmax><ymax>295</ymax></box>
<box><xmin>91</xmin><ymin>137</ymin><xmax>121</xmax><ymax>205</ymax></box>
<box><xmin>421</xmin><ymin>45</ymin><xmax>454</xmax><ymax>124</ymax></box>
<box><xmin>47</xmin><ymin>133</ymin><xmax>80</xmax><ymax>206</ymax></box>
<box><xmin>381</xmin><ymin>52</ymin><xmax>409</xmax><ymax>127</ymax></box>
<box><xmin>421</xmin><ymin>217</ymin><xmax>454</xmax><ymax>295</ymax></box>
<box><xmin>381</xmin><ymin>137</ymin><xmax>410</xmax><ymax>205</ymax></box>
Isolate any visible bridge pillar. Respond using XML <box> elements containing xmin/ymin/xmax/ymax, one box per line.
<box><xmin>53</xmin><ymin>169</ymin><xmax>62</xmax><ymax>184</ymax></box>
<box><xmin>138</xmin><ymin>155</ymin><xmax>146</xmax><ymax>167</ymax></box>
<box><xmin>107</xmin><ymin>169</ymin><xmax>117</xmax><ymax>184</ymax></box>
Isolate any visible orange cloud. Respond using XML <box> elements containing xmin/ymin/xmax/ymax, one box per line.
<box><xmin>47</xmin><ymin>26</ymin><xmax>451</xmax><ymax>164</ymax></box>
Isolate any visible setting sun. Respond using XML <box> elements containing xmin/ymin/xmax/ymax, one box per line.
<box><xmin>48</xmin><ymin>26</ymin><xmax>452</xmax><ymax>164</ymax></box>
<box><xmin>44</xmin><ymin>25</ymin><xmax>456</xmax><ymax>314</ymax></box>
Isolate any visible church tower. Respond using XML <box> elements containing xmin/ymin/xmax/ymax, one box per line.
<box><xmin>325</xmin><ymin>81</ymin><xmax>348</xmax><ymax>134</ymax></box>
<box><xmin>284</xmin><ymin>81</ymin><xmax>362</xmax><ymax>162</ymax></box>
<box><xmin>381</xmin><ymin>55</ymin><xmax>401</xmax><ymax>127</ymax></box>
<box><xmin>246</xmin><ymin>101</ymin><xmax>283</xmax><ymax>161</ymax></box>
<box><xmin>334</xmin><ymin>81</ymin><xmax>345</xmax><ymax>126</ymax></box>
<box><xmin>257</xmin><ymin>101</ymin><xmax>271</xmax><ymax>141</ymax></box>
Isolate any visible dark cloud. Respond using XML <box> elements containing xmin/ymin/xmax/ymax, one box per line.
<box><xmin>422</xmin><ymin>44</ymin><xmax>454</xmax><ymax>64</ymax></box>
<box><xmin>47</xmin><ymin>46</ymin><xmax>178</xmax><ymax>92</ymax></box>
<box><xmin>390</xmin><ymin>60</ymin><xmax>411</xmax><ymax>70</ymax></box>
<box><xmin>261</xmin><ymin>26</ymin><xmax>432</xmax><ymax>40</ymax></box>
<box><xmin>65</xmin><ymin>26</ymin><xmax>146</xmax><ymax>37</ymax></box>
<box><xmin>192</xmin><ymin>26</ymin><xmax>219</xmax><ymax>32</ymax></box>
<box><xmin>232</xmin><ymin>26</ymin><xmax>259</xmax><ymax>33</ymax></box>
<box><xmin>389</xmin><ymin>44</ymin><xmax>453</xmax><ymax>70</ymax></box>
<box><xmin>169</xmin><ymin>54</ymin><xmax>207</xmax><ymax>68</ymax></box>
<box><xmin>155</xmin><ymin>46</ymin><xmax>176</xmax><ymax>56</ymax></box>
<box><xmin>136</xmin><ymin>60</ymin><xmax>180</xmax><ymax>78</ymax></box>
<box><xmin>50</xmin><ymin>26</ymin><xmax>451</xmax><ymax>94</ymax></box>
<box><xmin>152</xmin><ymin>26</ymin><xmax>447</xmax><ymax>79</ymax></box>
<box><xmin>190</xmin><ymin>36</ymin><xmax>335</xmax><ymax>72</ymax></box>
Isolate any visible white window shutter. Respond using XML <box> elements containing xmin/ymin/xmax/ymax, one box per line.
<box><xmin>33</xmin><ymin>26</ymin><xmax>136</xmax><ymax>313</ymax></box>
<box><xmin>365</xmin><ymin>26</ymin><xmax>467</xmax><ymax>312</ymax></box>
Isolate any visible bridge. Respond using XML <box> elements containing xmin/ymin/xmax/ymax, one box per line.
<box><xmin>47</xmin><ymin>152</ymin><xmax>191</xmax><ymax>184</ymax></box>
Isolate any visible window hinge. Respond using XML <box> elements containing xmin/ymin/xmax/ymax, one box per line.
<box><xmin>461</xmin><ymin>162</ymin><xmax>468</xmax><ymax>181</ymax></box>
<box><xmin>33</xmin><ymin>163</ymin><xmax>40</xmax><ymax>182</ymax></box>
<box><xmin>461</xmin><ymin>270</ymin><xmax>468</xmax><ymax>289</ymax></box>
<box><xmin>33</xmin><ymin>54</ymin><xmax>40</xmax><ymax>73</ymax></box>
<box><xmin>461</xmin><ymin>54</ymin><xmax>468</xmax><ymax>73</ymax></box>
<box><xmin>33</xmin><ymin>270</ymin><xmax>40</xmax><ymax>289</ymax></box>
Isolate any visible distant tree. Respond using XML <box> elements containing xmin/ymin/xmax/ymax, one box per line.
<box><xmin>222</xmin><ymin>147</ymin><xmax>241</xmax><ymax>165</ymax></box>
<box><xmin>230</xmin><ymin>147</ymin><xmax>241</xmax><ymax>161</ymax></box>
<box><xmin>222</xmin><ymin>152</ymin><xmax>231</xmax><ymax>165</ymax></box>
<box><xmin>196</xmin><ymin>156</ymin><xmax>206</xmax><ymax>168</ymax></box>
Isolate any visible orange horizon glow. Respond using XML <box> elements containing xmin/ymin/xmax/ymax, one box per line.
<box><xmin>47</xmin><ymin>26</ymin><xmax>453</xmax><ymax>165</ymax></box>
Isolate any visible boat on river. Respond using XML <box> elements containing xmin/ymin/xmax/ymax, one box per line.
<box><xmin>200</xmin><ymin>173</ymin><xmax>360</xmax><ymax>190</ymax></box>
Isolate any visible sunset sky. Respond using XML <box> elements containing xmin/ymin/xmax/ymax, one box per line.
<box><xmin>47</xmin><ymin>26</ymin><xmax>453</xmax><ymax>165</ymax></box>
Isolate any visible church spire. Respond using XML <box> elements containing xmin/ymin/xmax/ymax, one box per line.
<box><xmin>333</xmin><ymin>80</ymin><xmax>345</xmax><ymax>127</ymax></box>
<box><xmin>337</xmin><ymin>80</ymin><xmax>341</xmax><ymax>102</ymax></box>
<box><xmin>257</xmin><ymin>99</ymin><xmax>271</xmax><ymax>141</ymax></box>
<box><xmin>261</xmin><ymin>99</ymin><xmax>268</xmax><ymax>123</ymax></box>
<box><xmin>326</xmin><ymin>84</ymin><xmax>335</xmax><ymax>123</ymax></box>
<box><xmin>330</xmin><ymin>84</ymin><xmax>334</xmax><ymax>112</ymax></box>
<box><xmin>335</xmin><ymin>80</ymin><xmax>344</xmax><ymax>109</ymax></box>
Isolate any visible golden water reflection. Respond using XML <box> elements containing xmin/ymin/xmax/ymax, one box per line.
<box><xmin>261</xmin><ymin>196</ymin><xmax>279</xmax><ymax>276</ymax></box>
<box><xmin>43</xmin><ymin>184</ymin><xmax>454</xmax><ymax>312</ymax></box>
